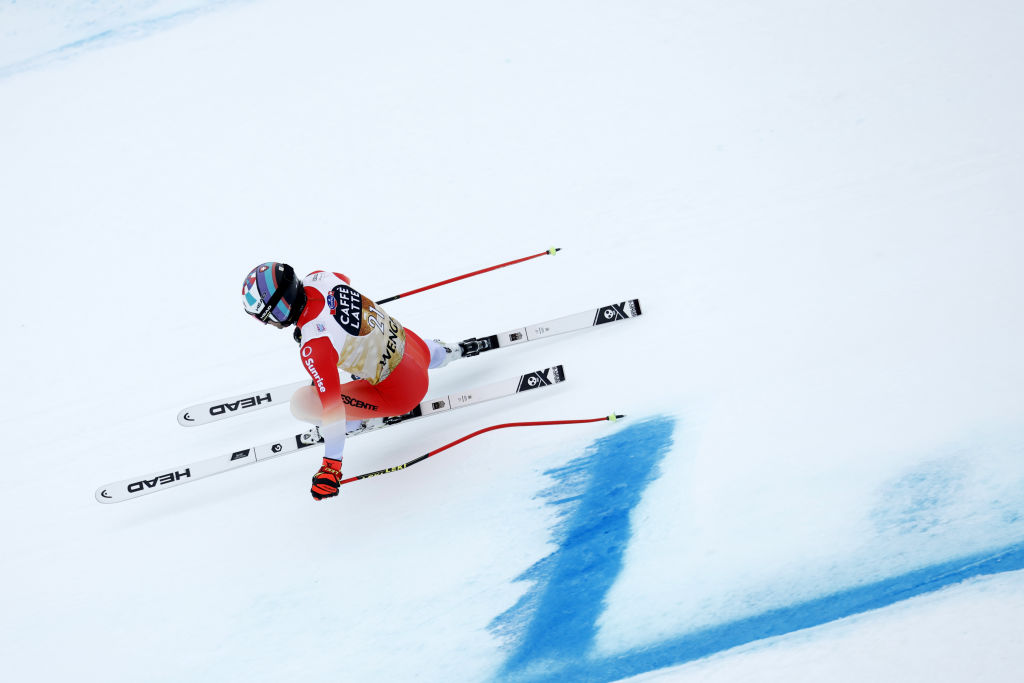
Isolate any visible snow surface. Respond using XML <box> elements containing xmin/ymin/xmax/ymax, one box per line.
<box><xmin>624</xmin><ymin>570</ymin><xmax>1024</xmax><ymax>683</ymax></box>
<box><xmin>2</xmin><ymin>1</ymin><xmax>1024</xmax><ymax>681</ymax></box>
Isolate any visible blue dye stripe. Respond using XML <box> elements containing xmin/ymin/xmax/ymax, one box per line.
<box><xmin>0</xmin><ymin>1</ymin><xmax>252</xmax><ymax>80</ymax></box>
<box><xmin>533</xmin><ymin>543</ymin><xmax>1024</xmax><ymax>683</ymax></box>
<box><xmin>491</xmin><ymin>417</ymin><xmax>675</xmax><ymax>680</ymax></box>
<box><xmin>491</xmin><ymin>416</ymin><xmax>1024</xmax><ymax>683</ymax></box>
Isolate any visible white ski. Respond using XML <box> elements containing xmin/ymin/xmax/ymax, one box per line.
<box><xmin>176</xmin><ymin>299</ymin><xmax>640</xmax><ymax>426</ymax></box>
<box><xmin>459</xmin><ymin>298</ymin><xmax>643</xmax><ymax>357</ymax></box>
<box><xmin>177</xmin><ymin>381</ymin><xmax>309</xmax><ymax>426</ymax></box>
<box><xmin>97</xmin><ymin>365</ymin><xmax>566</xmax><ymax>504</ymax></box>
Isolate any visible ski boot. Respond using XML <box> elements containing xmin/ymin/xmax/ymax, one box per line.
<box><xmin>429</xmin><ymin>339</ymin><xmax>464</xmax><ymax>369</ymax></box>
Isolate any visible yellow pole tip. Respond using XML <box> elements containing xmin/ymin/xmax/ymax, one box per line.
<box><xmin>548</xmin><ymin>247</ymin><xmax>559</xmax><ymax>255</ymax></box>
<box><xmin>608</xmin><ymin>413</ymin><xmax>618</xmax><ymax>422</ymax></box>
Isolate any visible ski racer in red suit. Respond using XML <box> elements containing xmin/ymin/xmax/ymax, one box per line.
<box><xmin>241</xmin><ymin>263</ymin><xmax>460</xmax><ymax>500</ymax></box>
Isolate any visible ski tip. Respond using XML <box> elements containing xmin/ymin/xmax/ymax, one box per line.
<box><xmin>95</xmin><ymin>486</ymin><xmax>116</xmax><ymax>504</ymax></box>
<box><xmin>548</xmin><ymin>246</ymin><xmax>560</xmax><ymax>255</ymax></box>
<box><xmin>609</xmin><ymin>413</ymin><xmax>626</xmax><ymax>422</ymax></box>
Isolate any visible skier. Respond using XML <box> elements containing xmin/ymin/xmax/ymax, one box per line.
<box><xmin>241</xmin><ymin>262</ymin><xmax>460</xmax><ymax>500</ymax></box>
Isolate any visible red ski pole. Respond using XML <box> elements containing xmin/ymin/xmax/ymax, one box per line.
<box><xmin>339</xmin><ymin>414</ymin><xmax>622</xmax><ymax>486</ymax></box>
<box><xmin>377</xmin><ymin>247</ymin><xmax>560</xmax><ymax>304</ymax></box>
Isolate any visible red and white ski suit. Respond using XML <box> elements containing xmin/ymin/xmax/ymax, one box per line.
<box><xmin>292</xmin><ymin>271</ymin><xmax>432</xmax><ymax>461</ymax></box>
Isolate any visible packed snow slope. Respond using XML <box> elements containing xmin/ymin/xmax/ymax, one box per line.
<box><xmin>2</xmin><ymin>1</ymin><xmax>1024</xmax><ymax>681</ymax></box>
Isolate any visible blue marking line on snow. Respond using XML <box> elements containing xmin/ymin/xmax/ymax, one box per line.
<box><xmin>490</xmin><ymin>416</ymin><xmax>676</xmax><ymax>680</ymax></box>
<box><xmin>491</xmin><ymin>417</ymin><xmax>1024</xmax><ymax>682</ymax></box>
<box><xmin>0</xmin><ymin>1</ymin><xmax>249</xmax><ymax>79</ymax></box>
